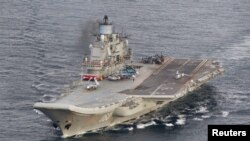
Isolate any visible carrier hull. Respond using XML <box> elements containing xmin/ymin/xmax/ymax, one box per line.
<box><xmin>34</xmin><ymin>58</ymin><xmax>224</xmax><ymax>137</ymax></box>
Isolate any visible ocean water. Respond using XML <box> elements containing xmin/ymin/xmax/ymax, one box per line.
<box><xmin>0</xmin><ymin>0</ymin><xmax>250</xmax><ymax>141</ymax></box>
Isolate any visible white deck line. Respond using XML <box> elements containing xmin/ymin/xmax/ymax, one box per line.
<box><xmin>151</xmin><ymin>84</ymin><xmax>164</xmax><ymax>95</ymax></box>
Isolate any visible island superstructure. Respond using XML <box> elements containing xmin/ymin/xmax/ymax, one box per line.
<box><xmin>34</xmin><ymin>16</ymin><xmax>224</xmax><ymax>138</ymax></box>
<box><xmin>82</xmin><ymin>15</ymin><xmax>131</xmax><ymax>81</ymax></box>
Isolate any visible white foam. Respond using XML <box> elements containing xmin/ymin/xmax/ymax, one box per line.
<box><xmin>56</xmin><ymin>127</ymin><xmax>60</xmax><ymax>131</ymax></box>
<box><xmin>193</xmin><ymin>117</ymin><xmax>203</xmax><ymax>121</ymax></box>
<box><xmin>201</xmin><ymin>115</ymin><xmax>211</xmax><ymax>119</ymax></box>
<box><xmin>126</xmin><ymin>127</ymin><xmax>134</xmax><ymax>131</ymax></box>
<box><xmin>33</xmin><ymin>109</ymin><xmax>43</xmax><ymax>115</ymax></box>
<box><xmin>111</xmin><ymin>127</ymin><xmax>122</xmax><ymax>131</ymax></box>
<box><xmin>42</xmin><ymin>94</ymin><xmax>57</xmax><ymax>102</ymax></box>
<box><xmin>196</xmin><ymin>106</ymin><xmax>209</xmax><ymax>113</ymax></box>
<box><xmin>165</xmin><ymin>123</ymin><xmax>174</xmax><ymax>127</ymax></box>
<box><xmin>176</xmin><ymin>117</ymin><xmax>186</xmax><ymax>125</ymax></box>
<box><xmin>31</xmin><ymin>83</ymin><xmax>44</xmax><ymax>89</ymax></box>
<box><xmin>221</xmin><ymin>111</ymin><xmax>229</xmax><ymax>117</ymax></box>
<box><xmin>178</xmin><ymin>114</ymin><xmax>186</xmax><ymax>118</ymax></box>
<box><xmin>136</xmin><ymin>124</ymin><xmax>145</xmax><ymax>129</ymax></box>
<box><xmin>136</xmin><ymin>121</ymin><xmax>156</xmax><ymax>129</ymax></box>
<box><xmin>163</xmin><ymin>115</ymin><xmax>172</xmax><ymax>121</ymax></box>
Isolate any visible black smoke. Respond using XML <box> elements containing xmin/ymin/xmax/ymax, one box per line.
<box><xmin>78</xmin><ymin>20</ymin><xmax>99</xmax><ymax>56</ymax></box>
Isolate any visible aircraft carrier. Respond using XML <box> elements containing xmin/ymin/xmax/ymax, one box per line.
<box><xmin>34</xmin><ymin>15</ymin><xmax>224</xmax><ymax>138</ymax></box>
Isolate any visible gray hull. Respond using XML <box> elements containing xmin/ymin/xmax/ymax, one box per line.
<box><xmin>36</xmin><ymin>99</ymin><xmax>164</xmax><ymax>137</ymax></box>
<box><xmin>34</xmin><ymin>58</ymin><xmax>224</xmax><ymax>137</ymax></box>
<box><xmin>38</xmin><ymin>108</ymin><xmax>112</xmax><ymax>137</ymax></box>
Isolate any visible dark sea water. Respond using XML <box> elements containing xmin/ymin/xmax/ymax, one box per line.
<box><xmin>0</xmin><ymin>0</ymin><xmax>250</xmax><ymax>141</ymax></box>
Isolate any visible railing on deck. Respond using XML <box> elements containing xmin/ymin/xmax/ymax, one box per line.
<box><xmin>83</xmin><ymin>60</ymin><xmax>109</xmax><ymax>67</ymax></box>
